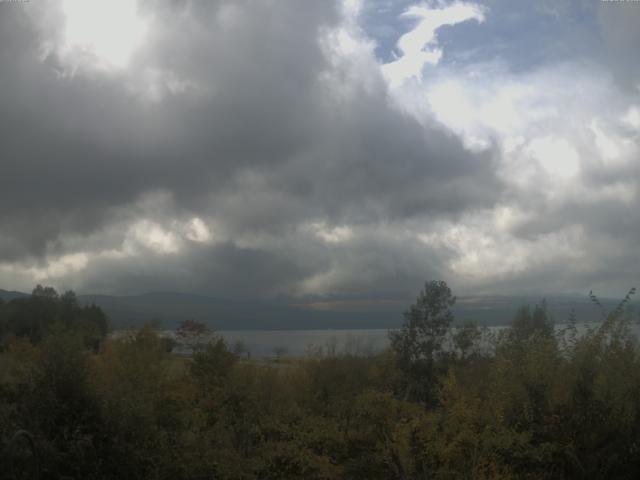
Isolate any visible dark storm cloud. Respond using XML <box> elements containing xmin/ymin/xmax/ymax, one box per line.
<box><xmin>0</xmin><ymin>0</ymin><xmax>501</xmax><ymax>298</ymax></box>
<box><xmin>73</xmin><ymin>222</ymin><xmax>448</xmax><ymax>300</ymax></box>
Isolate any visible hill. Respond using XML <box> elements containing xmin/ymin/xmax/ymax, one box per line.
<box><xmin>79</xmin><ymin>291</ymin><xmax>631</xmax><ymax>330</ymax></box>
<box><xmin>0</xmin><ymin>288</ymin><xmax>29</xmax><ymax>301</ymax></box>
<box><xmin>2</xmin><ymin>288</ymin><xmax>632</xmax><ymax>330</ymax></box>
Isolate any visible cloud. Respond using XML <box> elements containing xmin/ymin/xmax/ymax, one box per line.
<box><xmin>0</xmin><ymin>0</ymin><xmax>637</xmax><ymax>302</ymax></box>
<box><xmin>369</xmin><ymin>0</ymin><xmax>640</xmax><ymax>297</ymax></box>
<box><xmin>597</xmin><ymin>1</ymin><xmax>640</xmax><ymax>92</ymax></box>
<box><xmin>381</xmin><ymin>1</ymin><xmax>485</xmax><ymax>87</ymax></box>
<box><xmin>53</xmin><ymin>0</ymin><xmax>149</xmax><ymax>72</ymax></box>
<box><xmin>0</xmin><ymin>0</ymin><xmax>501</xmax><ymax>300</ymax></box>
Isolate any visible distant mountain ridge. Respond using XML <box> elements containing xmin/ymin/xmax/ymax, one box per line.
<box><xmin>2</xmin><ymin>288</ymin><xmax>635</xmax><ymax>330</ymax></box>
<box><xmin>0</xmin><ymin>289</ymin><xmax>29</xmax><ymax>301</ymax></box>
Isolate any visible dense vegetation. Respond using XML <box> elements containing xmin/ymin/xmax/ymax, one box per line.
<box><xmin>1</xmin><ymin>283</ymin><xmax>640</xmax><ymax>479</ymax></box>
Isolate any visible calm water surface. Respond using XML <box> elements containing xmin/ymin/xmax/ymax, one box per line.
<box><xmin>113</xmin><ymin>322</ymin><xmax>639</xmax><ymax>358</ymax></box>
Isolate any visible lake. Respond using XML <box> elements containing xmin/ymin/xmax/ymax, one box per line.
<box><xmin>112</xmin><ymin>321</ymin><xmax>640</xmax><ymax>358</ymax></box>
<box><xmin>216</xmin><ymin>329</ymin><xmax>391</xmax><ymax>357</ymax></box>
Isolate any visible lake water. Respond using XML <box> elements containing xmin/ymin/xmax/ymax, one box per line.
<box><xmin>113</xmin><ymin>321</ymin><xmax>640</xmax><ymax>358</ymax></box>
<box><xmin>111</xmin><ymin>328</ymin><xmax>392</xmax><ymax>357</ymax></box>
<box><xmin>217</xmin><ymin>329</ymin><xmax>391</xmax><ymax>357</ymax></box>
<box><xmin>140</xmin><ymin>329</ymin><xmax>391</xmax><ymax>357</ymax></box>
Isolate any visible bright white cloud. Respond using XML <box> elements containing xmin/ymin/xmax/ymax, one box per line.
<box><xmin>526</xmin><ymin>136</ymin><xmax>580</xmax><ymax>180</ymax></box>
<box><xmin>298</xmin><ymin>267</ymin><xmax>345</xmax><ymax>296</ymax></box>
<box><xmin>185</xmin><ymin>217</ymin><xmax>213</xmax><ymax>243</ymax></box>
<box><xmin>58</xmin><ymin>0</ymin><xmax>148</xmax><ymax>72</ymax></box>
<box><xmin>305</xmin><ymin>222</ymin><xmax>355</xmax><ymax>244</ymax></box>
<box><xmin>374</xmin><ymin>2</ymin><xmax>640</xmax><ymax>294</ymax></box>
<box><xmin>0</xmin><ymin>252</ymin><xmax>89</xmax><ymax>285</ymax></box>
<box><xmin>127</xmin><ymin>220</ymin><xmax>180</xmax><ymax>254</ymax></box>
<box><xmin>33</xmin><ymin>253</ymin><xmax>89</xmax><ymax>280</ymax></box>
<box><xmin>590</xmin><ymin>120</ymin><xmax>623</xmax><ymax>165</ymax></box>
<box><xmin>391</xmin><ymin>57</ymin><xmax>636</xmax><ymax>191</ymax></box>
<box><xmin>622</xmin><ymin>106</ymin><xmax>640</xmax><ymax>131</ymax></box>
<box><xmin>382</xmin><ymin>2</ymin><xmax>485</xmax><ymax>88</ymax></box>
<box><xmin>417</xmin><ymin>209</ymin><xmax>585</xmax><ymax>288</ymax></box>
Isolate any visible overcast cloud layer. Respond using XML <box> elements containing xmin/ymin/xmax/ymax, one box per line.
<box><xmin>0</xmin><ymin>0</ymin><xmax>638</xmax><ymax>302</ymax></box>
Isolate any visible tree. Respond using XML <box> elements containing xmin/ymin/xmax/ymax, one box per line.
<box><xmin>452</xmin><ymin>320</ymin><xmax>484</xmax><ymax>361</ymax></box>
<box><xmin>175</xmin><ymin>318</ymin><xmax>211</xmax><ymax>354</ymax></box>
<box><xmin>500</xmin><ymin>301</ymin><xmax>554</xmax><ymax>354</ymax></box>
<box><xmin>512</xmin><ymin>301</ymin><xmax>552</xmax><ymax>337</ymax></box>
<box><xmin>389</xmin><ymin>280</ymin><xmax>456</xmax><ymax>406</ymax></box>
<box><xmin>190</xmin><ymin>337</ymin><xmax>238</xmax><ymax>395</ymax></box>
<box><xmin>0</xmin><ymin>286</ymin><xmax>108</xmax><ymax>347</ymax></box>
<box><xmin>31</xmin><ymin>284</ymin><xmax>58</xmax><ymax>299</ymax></box>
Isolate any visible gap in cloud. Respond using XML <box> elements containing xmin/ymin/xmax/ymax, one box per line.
<box><xmin>357</xmin><ymin>0</ymin><xmax>417</xmax><ymax>63</ymax></box>
<box><xmin>356</xmin><ymin>0</ymin><xmax>640</xmax><ymax>294</ymax></box>
<box><xmin>429</xmin><ymin>1</ymin><xmax>600</xmax><ymax>72</ymax></box>
<box><xmin>380</xmin><ymin>1</ymin><xmax>486</xmax><ymax>87</ymax></box>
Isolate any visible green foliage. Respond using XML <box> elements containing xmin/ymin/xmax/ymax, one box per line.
<box><xmin>190</xmin><ymin>335</ymin><xmax>238</xmax><ymax>395</ymax></box>
<box><xmin>2</xmin><ymin>284</ymin><xmax>640</xmax><ymax>479</ymax></box>
<box><xmin>0</xmin><ymin>285</ymin><xmax>108</xmax><ymax>350</ymax></box>
<box><xmin>452</xmin><ymin>320</ymin><xmax>487</xmax><ymax>361</ymax></box>
<box><xmin>389</xmin><ymin>280</ymin><xmax>456</xmax><ymax>405</ymax></box>
<box><xmin>175</xmin><ymin>318</ymin><xmax>211</xmax><ymax>353</ymax></box>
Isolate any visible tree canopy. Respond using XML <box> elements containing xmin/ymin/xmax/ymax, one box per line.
<box><xmin>2</xmin><ymin>283</ymin><xmax>640</xmax><ymax>479</ymax></box>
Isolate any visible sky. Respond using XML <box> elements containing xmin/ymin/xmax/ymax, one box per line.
<box><xmin>0</xmin><ymin>0</ymin><xmax>639</xmax><ymax>303</ymax></box>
